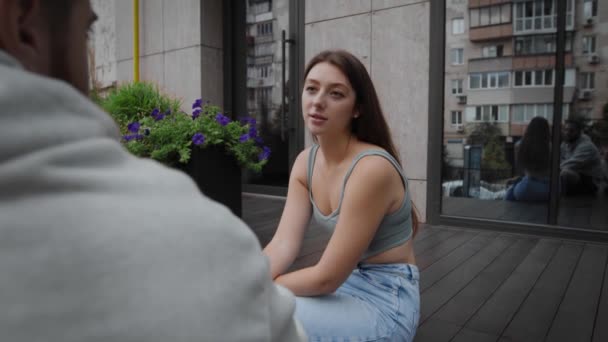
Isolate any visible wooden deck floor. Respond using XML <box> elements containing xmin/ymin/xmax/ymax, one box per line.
<box><xmin>242</xmin><ymin>193</ymin><xmax>608</xmax><ymax>342</ymax></box>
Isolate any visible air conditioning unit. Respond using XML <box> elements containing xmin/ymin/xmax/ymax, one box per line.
<box><xmin>457</xmin><ymin>95</ymin><xmax>467</xmax><ymax>104</ymax></box>
<box><xmin>588</xmin><ymin>54</ymin><xmax>600</xmax><ymax>64</ymax></box>
<box><xmin>579</xmin><ymin>90</ymin><xmax>592</xmax><ymax>101</ymax></box>
<box><xmin>584</xmin><ymin>17</ymin><xmax>594</xmax><ymax>27</ymax></box>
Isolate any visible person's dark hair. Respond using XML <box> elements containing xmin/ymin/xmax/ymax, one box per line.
<box><xmin>518</xmin><ymin>116</ymin><xmax>551</xmax><ymax>173</ymax></box>
<box><xmin>303</xmin><ymin>49</ymin><xmax>420</xmax><ymax>235</ymax></box>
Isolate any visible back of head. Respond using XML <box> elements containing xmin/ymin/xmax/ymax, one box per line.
<box><xmin>304</xmin><ymin>49</ymin><xmax>420</xmax><ymax>235</ymax></box>
<box><xmin>518</xmin><ymin>116</ymin><xmax>551</xmax><ymax>173</ymax></box>
<box><xmin>0</xmin><ymin>0</ymin><xmax>93</xmax><ymax>94</ymax></box>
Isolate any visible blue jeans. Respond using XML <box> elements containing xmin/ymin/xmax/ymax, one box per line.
<box><xmin>295</xmin><ymin>263</ymin><xmax>420</xmax><ymax>342</ymax></box>
<box><xmin>505</xmin><ymin>175</ymin><xmax>550</xmax><ymax>202</ymax></box>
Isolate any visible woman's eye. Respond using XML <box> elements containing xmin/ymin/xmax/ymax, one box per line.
<box><xmin>306</xmin><ymin>86</ymin><xmax>317</xmax><ymax>92</ymax></box>
<box><xmin>330</xmin><ymin>91</ymin><xmax>344</xmax><ymax>98</ymax></box>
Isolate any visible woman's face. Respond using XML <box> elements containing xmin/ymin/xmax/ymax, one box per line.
<box><xmin>302</xmin><ymin>62</ymin><xmax>357</xmax><ymax>137</ymax></box>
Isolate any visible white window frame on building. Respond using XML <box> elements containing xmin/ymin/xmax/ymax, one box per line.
<box><xmin>580</xmin><ymin>72</ymin><xmax>595</xmax><ymax>90</ymax></box>
<box><xmin>469</xmin><ymin>71</ymin><xmax>510</xmax><ymax>90</ymax></box>
<box><xmin>513</xmin><ymin>0</ymin><xmax>574</xmax><ymax>33</ymax></box>
<box><xmin>582</xmin><ymin>35</ymin><xmax>596</xmax><ymax>55</ymax></box>
<box><xmin>451</xmin><ymin>110</ymin><xmax>463</xmax><ymax>128</ymax></box>
<box><xmin>583</xmin><ymin>0</ymin><xmax>598</xmax><ymax>18</ymax></box>
<box><xmin>451</xmin><ymin>79</ymin><xmax>464</xmax><ymax>95</ymax></box>
<box><xmin>451</xmin><ymin>48</ymin><xmax>464</xmax><ymax>65</ymax></box>
<box><xmin>258</xmin><ymin>64</ymin><xmax>272</xmax><ymax>79</ymax></box>
<box><xmin>513</xmin><ymin>69</ymin><xmax>554</xmax><ymax>87</ymax></box>
<box><xmin>514</xmin><ymin>33</ymin><xmax>572</xmax><ymax>55</ymax></box>
<box><xmin>482</xmin><ymin>44</ymin><xmax>504</xmax><ymax>58</ymax></box>
<box><xmin>511</xmin><ymin>103</ymin><xmax>570</xmax><ymax>123</ymax></box>
<box><xmin>465</xmin><ymin>105</ymin><xmax>509</xmax><ymax>123</ymax></box>
<box><xmin>452</xmin><ymin>18</ymin><xmax>465</xmax><ymax>35</ymax></box>
<box><xmin>469</xmin><ymin>4</ymin><xmax>511</xmax><ymax>28</ymax></box>
<box><xmin>257</xmin><ymin>21</ymin><xmax>273</xmax><ymax>36</ymax></box>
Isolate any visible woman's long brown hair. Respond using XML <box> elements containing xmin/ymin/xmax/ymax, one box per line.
<box><xmin>304</xmin><ymin>49</ymin><xmax>419</xmax><ymax>236</ymax></box>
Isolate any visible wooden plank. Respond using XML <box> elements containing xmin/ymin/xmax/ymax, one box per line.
<box><xmin>414</xmin><ymin>229</ymin><xmax>460</xmax><ymax>254</ymax></box>
<box><xmin>414</xmin><ymin>318</ymin><xmax>461</xmax><ymax>342</ymax></box>
<box><xmin>450</xmin><ymin>328</ymin><xmax>499</xmax><ymax>342</ymax></box>
<box><xmin>545</xmin><ymin>244</ymin><xmax>608</xmax><ymax>342</ymax></box>
<box><xmin>430</xmin><ymin>237</ymin><xmax>537</xmax><ymax>326</ymax></box>
<box><xmin>419</xmin><ymin>232</ymin><xmax>498</xmax><ymax>292</ymax></box>
<box><xmin>420</xmin><ymin>235</ymin><xmax>515</xmax><ymax>323</ymax></box>
<box><xmin>500</xmin><ymin>242</ymin><xmax>584</xmax><ymax>342</ymax></box>
<box><xmin>464</xmin><ymin>239</ymin><xmax>560</xmax><ymax>335</ymax></box>
<box><xmin>593</xmin><ymin>248</ymin><xmax>608</xmax><ymax>342</ymax></box>
<box><xmin>416</xmin><ymin>231</ymin><xmax>479</xmax><ymax>270</ymax></box>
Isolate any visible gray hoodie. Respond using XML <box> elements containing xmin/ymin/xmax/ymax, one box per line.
<box><xmin>560</xmin><ymin>133</ymin><xmax>603</xmax><ymax>187</ymax></box>
<box><xmin>0</xmin><ymin>50</ymin><xmax>305</xmax><ymax>342</ymax></box>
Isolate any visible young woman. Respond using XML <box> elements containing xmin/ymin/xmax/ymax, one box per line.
<box><xmin>506</xmin><ymin>116</ymin><xmax>551</xmax><ymax>202</ymax></box>
<box><xmin>263</xmin><ymin>49</ymin><xmax>420</xmax><ymax>341</ymax></box>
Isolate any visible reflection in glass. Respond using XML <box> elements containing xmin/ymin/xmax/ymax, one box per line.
<box><xmin>243</xmin><ymin>0</ymin><xmax>291</xmax><ymax>187</ymax></box>
<box><xmin>443</xmin><ymin>0</ymin><xmax>607</xmax><ymax>230</ymax></box>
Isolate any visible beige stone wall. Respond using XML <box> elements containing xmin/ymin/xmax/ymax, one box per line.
<box><xmin>90</xmin><ymin>0</ymin><xmax>224</xmax><ymax>111</ymax></box>
<box><xmin>304</xmin><ymin>0</ymin><xmax>431</xmax><ymax>221</ymax></box>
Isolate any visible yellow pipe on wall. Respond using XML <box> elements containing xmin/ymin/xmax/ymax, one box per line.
<box><xmin>133</xmin><ymin>0</ymin><xmax>140</xmax><ymax>82</ymax></box>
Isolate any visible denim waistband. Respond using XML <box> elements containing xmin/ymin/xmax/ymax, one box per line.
<box><xmin>356</xmin><ymin>262</ymin><xmax>419</xmax><ymax>282</ymax></box>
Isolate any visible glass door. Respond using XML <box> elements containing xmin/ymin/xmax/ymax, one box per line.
<box><xmin>234</xmin><ymin>0</ymin><xmax>303</xmax><ymax>194</ymax></box>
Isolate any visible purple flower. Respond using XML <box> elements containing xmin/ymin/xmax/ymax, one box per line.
<box><xmin>151</xmin><ymin>108</ymin><xmax>167</xmax><ymax>121</ymax></box>
<box><xmin>192</xmin><ymin>98</ymin><xmax>202</xmax><ymax>109</ymax></box>
<box><xmin>192</xmin><ymin>108</ymin><xmax>202</xmax><ymax>119</ymax></box>
<box><xmin>239</xmin><ymin>134</ymin><xmax>250</xmax><ymax>142</ymax></box>
<box><xmin>259</xmin><ymin>146</ymin><xmax>271</xmax><ymax>161</ymax></box>
<box><xmin>248</xmin><ymin>126</ymin><xmax>258</xmax><ymax>138</ymax></box>
<box><xmin>127</xmin><ymin>122</ymin><xmax>141</xmax><ymax>133</ymax></box>
<box><xmin>255</xmin><ymin>136</ymin><xmax>264</xmax><ymax>145</ymax></box>
<box><xmin>192</xmin><ymin>132</ymin><xmax>206</xmax><ymax>146</ymax></box>
<box><xmin>122</xmin><ymin>134</ymin><xmax>144</xmax><ymax>142</ymax></box>
<box><xmin>240</xmin><ymin>116</ymin><xmax>257</xmax><ymax>126</ymax></box>
<box><xmin>215</xmin><ymin>113</ymin><xmax>231</xmax><ymax>126</ymax></box>
<box><xmin>122</xmin><ymin>134</ymin><xmax>135</xmax><ymax>142</ymax></box>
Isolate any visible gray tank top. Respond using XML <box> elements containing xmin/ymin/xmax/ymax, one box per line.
<box><xmin>307</xmin><ymin>144</ymin><xmax>414</xmax><ymax>260</ymax></box>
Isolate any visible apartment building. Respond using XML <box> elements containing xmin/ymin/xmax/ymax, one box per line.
<box><xmin>444</xmin><ymin>0</ymin><xmax>606</xmax><ymax>167</ymax></box>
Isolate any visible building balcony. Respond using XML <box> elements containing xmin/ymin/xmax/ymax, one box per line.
<box><xmin>468</xmin><ymin>0</ymin><xmax>512</xmax><ymax>8</ymax></box>
<box><xmin>468</xmin><ymin>53</ymin><xmax>574</xmax><ymax>73</ymax></box>
<box><xmin>467</xmin><ymin>86</ymin><xmax>575</xmax><ymax>106</ymax></box>
<box><xmin>513</xmin><ymin>53</ymin><xmax>573</xmax><ymax>69</ymax></box>
<box><xmin>470</xmin><ymin>23</ymin><xmax>513</xmax><ymax>42</ymax></box>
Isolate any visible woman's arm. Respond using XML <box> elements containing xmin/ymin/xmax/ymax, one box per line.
<box><xmin>275</xmin><ymin>156</ymin><xmax>397</xmax><ymax>296</ymax></box>
<box><xmin>263</xmin><ymin>149</ymin><xmax>313</xmax><ymax>279</ymax></box>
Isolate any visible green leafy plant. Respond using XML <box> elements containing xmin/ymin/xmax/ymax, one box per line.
<box><xmin>99</xmin><ymin>82</ymin><xmax>182</xmax><ymax>133</ymax></box>
<box><xmin>99</xmin><ymin>82</ymin><xmax>270</xmax><ymax>172</ymax></box>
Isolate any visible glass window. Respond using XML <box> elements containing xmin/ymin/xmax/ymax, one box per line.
<box><xmin>580</xmin><ymin>72</ymin><xmax>595</xmax><ymax>89</ymax></box>
<box><xmin>451</xmin><ymin>111</ymin><xmax>463</xmax><ymax>126</ymax></box>
<box><xmin>498</xmin><ymin>72</ymin><xmax>509</xmax><ymax>87</ymax></box>
<box><xmin>452</xmin><ymin>18</ymin><xmax>465</xmax><ymax>34</ymax></box>
<box><xmin>583</xmin><ymin>36</ymin><xmax>596</xmax><ymax>55</ymax></box>
<box><xmin>470</xmin><ymin>74</ymin><xmax>481</xmax><ymax>89</ymax></box>
<box><xmin>480</xmin><ymin>7</ymin><xmax>490</xmax><ymax>26</ymax></box>
<box><xmin>584</xmin><ymin>0</ymin><xmax>598</xmax><ymax>18</ymax></box>
<box><xmin>451</xmin><ymin>48</ymin><xmax>464</xmax><ymax>65</ymax></box>
<box><xmin>501</xmin><ymin>4</ymin><xmax>511</xmax><ymax>22</ymax></box>
<box><xmin>470</xmin><ymin>9</ymin><xmax>480</xmax><ymax>27</ymax></box>
<box><xmin>452</xmin><ymin>79</ymin><xmax>464</xmax><ymax>95</ymax></box>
